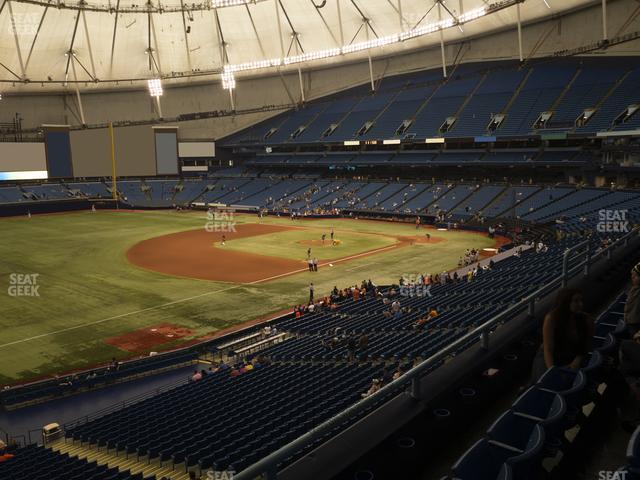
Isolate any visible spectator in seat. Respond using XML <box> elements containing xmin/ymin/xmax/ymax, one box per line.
<box><xmin>191</xmin><ymin>370</ymin><xmax>202</xmax><ymax>382</ymax></box>
<box><xmin>392</xmin><ymin>366</ymin><xmax>404</xmax><ymax>380</ymax></box>
<box><xmin>347</xmin><ymin>336</ymin><xmax>357</xmax><ymax>361</ymax></box>
<box><xmin>414</xmin><ymin>317</ymin><xmax>428</xmax><ymax>330</ymax></box>
<box><xmin>617</xmin><ymin>329</ymin><xmax>640</xmax><ymax>430</ymax></box>
<box><xmin>353</xmin><ymin>287</ymin><xmax>360</xmax><ymax>301</ymax></box>
<box><xmin>358</xmin><ymin>333</ymin><xmax>369</xmax><ymax>351</ymax></box>
<box><xmin>109</xmin><ymin>357</ymin><xmax>120</xmax><ymax>372</ymax></box>
<box><xmin>530</xmin><ymin>288</ymin><xmax>594</xmax><ymax>381</ymax></box>
<box><xmin>381</xmin><ymin>367</ymin><xmax>394</xmax><ymax>385</ymax></box>
<box><xmin>625</xmin><ymin>262</ymin><xmax>640</xmax><ymax>334</ymax></box>
<box><xmin>361</xmin><ymin>379</ymin><xmax>381</xmax><ymax>398</ymax></box>
<box><xmin>0</xmin><ymin>440</ymin><xmax>15</xmax><ymax>463</ymax></box>
<box><xmin>616</xmin><ymin>263</ymin><xmax>640</xmax><ymax>428</ymax></box>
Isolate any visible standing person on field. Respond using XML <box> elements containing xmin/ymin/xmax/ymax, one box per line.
<box><xmin>309</xmin><ymin>282</ymin><xmax>315</xmax><ymax>303</ymax></box>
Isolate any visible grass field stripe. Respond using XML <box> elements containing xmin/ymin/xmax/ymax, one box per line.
<box><xmin>0</xmin><ymin>284</ymin><xmax>244</xmax><ymax>349</ymax></box>
<box><xmin>345</xmin><ymin>262</ymin><xmax>374</xmax><ymax>272</ymax></box>
<box><xmin>247</xmin><ymin>244</ymin><xmax>399</xmax><ymax>284</ymax></box>
<box><xmin>0</xmin><ymin>244</ymin><xmax>402</xmax><ymax>348</ymax></box>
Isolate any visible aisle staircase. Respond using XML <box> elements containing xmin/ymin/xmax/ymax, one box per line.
<box><xmin>49</xmin><ymin>438</ymin><xmax>192</xmax><ymax>480</ymax></box>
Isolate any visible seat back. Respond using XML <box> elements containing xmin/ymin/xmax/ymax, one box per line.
<box><xmin>451</xmin><ymin>438</ymin><xmax>511</xmax><ymax>480</ymax></box>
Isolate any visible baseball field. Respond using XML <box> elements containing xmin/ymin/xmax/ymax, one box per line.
<box><xmin>0</xmin><ymin>209</ymin><xmax>502</xmax><ymax>384</ymax></box>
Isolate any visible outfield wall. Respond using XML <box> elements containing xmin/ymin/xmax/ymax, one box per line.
<box><xmin>70</xmin><ymin>129</ymin><xmax>112</xmax><ymax>178</ymax></box>
<box><xmin>0</xmin><ymin>143</ymin><xmax>47</xmax><ymax>180</ymax></box>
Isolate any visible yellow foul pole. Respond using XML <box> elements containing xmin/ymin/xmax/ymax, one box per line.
<box><xmin>109</xmin><ymin>122</ymin><xmax>117</xmax><ymax>205</ymax></box>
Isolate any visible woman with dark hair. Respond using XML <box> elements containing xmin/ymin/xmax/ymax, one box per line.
<box><xmin>531</xmin><ymin>288</ymin><xmax>594</xmax><ymax>381</ymax></box>
<box><xmin>624</xmin><ymin>262</ymin><xmax>640</xmax><ymax>334</ymax></box>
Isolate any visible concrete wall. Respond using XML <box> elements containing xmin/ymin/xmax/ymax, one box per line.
<box><xmin>2</xmin><ymin>0</ymin><xmax>639</xmax><ymax>141</ymax></box>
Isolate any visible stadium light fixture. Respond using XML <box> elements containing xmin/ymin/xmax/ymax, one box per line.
<box><xmin>221</xmin><ymin>71</ymin><xmax>236</xmax><ymax>90</ymax></box>
<box><xmin>219</xmin><ymin>0</ymin><xmax>514</xmax><ymax>82</ymax></box>
<box><xmin>212</xmin><ymin>0</ymin><xmax>255</xmax><ymax>7</ymax></box>
<box><xmin>284</xmin><ymin>48</ymin><xmax>341</xmax><ymax>66</ymax></box>
<box><xmin>459</xmin><ymin>6</ymin><xmax>487</xmax><ymax>23</ymax></box>
<box><xmin>224</xmin><ymin>59</ymin><xmax>282</xmax><ymax>73</ymax></box>
<box><xmin>342</xmin><ymin>34</ymin><xmax>399</xmax><ymax>54</ymax></box>
<box><xmin>147</xmin><ymin>78</ymin><xmax>163</xmax><ymax>97</ymax></box>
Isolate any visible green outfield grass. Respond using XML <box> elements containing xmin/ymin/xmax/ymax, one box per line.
<box><xmin>0</xmin><ymin>210</ymin><xmax>496</xmax><ymax>384</ymax></box>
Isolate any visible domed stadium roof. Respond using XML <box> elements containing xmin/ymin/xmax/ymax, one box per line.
<box><xmin>0</xmin><ymin>0</ymin><xmax>595</xmax><ymax>92</ymax></box>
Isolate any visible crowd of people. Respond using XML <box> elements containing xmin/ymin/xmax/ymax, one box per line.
<box><xmin>294</xmin><ymin>280</ymin><xmax>378</xmax><ymax>319</ymax></box>
<box><xmin>191</xmin><ymin>355</ymin><xmax>272</xmax><ymax>382</ymax></box>
<box><xmin>361</xmin><ymin>364</ymin><xmax>411</xmax><ymax>398</ymax></box>
<box><xmin>413</xmin><ymin>308</ymin><xmax>440</xmax><ymax>330</ymax></box>
<box><xmin>396</xmin><ymin>260</ymin><xmax>496</xmax><ymax>290</ymax></box>
<box><xmin>320</xmin><ymin>327</ymin><xmax>370</xmax><ymax>361</ymax></box>
<box><xmin>458</xmin><ymin>248</ymin><xmax>480</xmax><ymax>267</ymax></box>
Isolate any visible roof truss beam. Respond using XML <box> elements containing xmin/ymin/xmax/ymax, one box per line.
<box><xmin>7</xmin><ymin>1</ymin><xmax>26</xmax><ymax>79</ymax></box>
<box><xmin>109</xmin><ymin>0</ymin><xmax>120</xmax><ymax>73</ymax></box>
<box><xmin>24</xmin><ymin>5</ymin><xmax>48</xmax><ymax>73</ymax></box>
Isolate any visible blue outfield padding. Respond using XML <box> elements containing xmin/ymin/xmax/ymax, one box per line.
<box><xmin>45</xmin><ymin>131</ymin><xmax>74</xmax><ymax>178</ymax></box>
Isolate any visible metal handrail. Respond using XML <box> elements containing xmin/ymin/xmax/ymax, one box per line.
<box><xmin>3</xmin><ymin>311</ymin><xmax>292</xmax><ymax>400</ymax></box>
<box><xmin>31</xmin><ymin>228</ymin><xmax>636</xmax><ymax>475</ymax></box>
<box><xmin>63</xmin><ymin>375</ymin><xmax>191</xmax><ymax>431</ymax></box>
<box><xmin>0</xmin><ymin>427</ymin><xmax>26</xmax><ymax>447</ymax></box>
<box><xmin>235</xmin><ymin>229</ymin><xmax>638</xmax><ymax>480</ymax></box>
<box><xmin>561</xmin><ymin>239</ymin><xmax>589</xmax><ymax>287</ymax></box>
